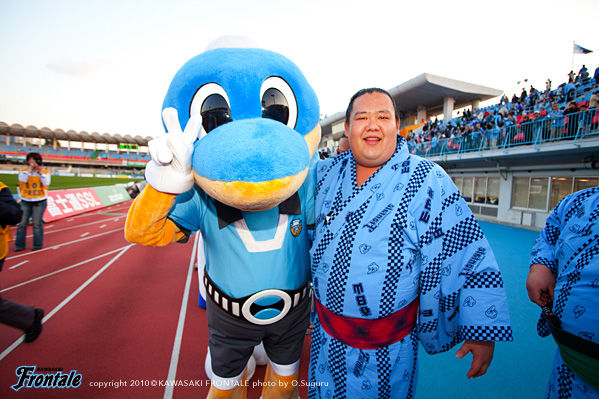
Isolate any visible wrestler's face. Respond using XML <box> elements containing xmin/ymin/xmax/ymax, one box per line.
<box><xmin>345</xmin><ymin>92</ymin><xmax>399</xmax><ymax>169</ymax></box>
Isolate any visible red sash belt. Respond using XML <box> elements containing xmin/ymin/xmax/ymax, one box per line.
<box><xmin>314</xmin><ymin>297</ymin><xmax>419</xmax><ymax>350</ymax></box>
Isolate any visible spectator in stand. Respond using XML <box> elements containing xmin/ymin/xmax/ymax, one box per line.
<box><xmin>514</xmin><ymin>98</ymin><xmax>524</xmax><ymax>115</ymax></box>
<box><xmin>488</xmin><ymin>120</ymin><xmax>500</xmax><ymax>148</ymax></box>
<box><xmin>577</xmin><ymin>103</ymin><xmax>592</xmax><ymax>135</ymax></box>
<box><xmin>563</xmin><ymin>101</ymin><xmax>580</xmax><ymax>138</ymax></box>
<box><xmin>590</xmin><ymin>91</ymin><xmax>599</xmax><ymax>131</ymax></box>
<box><xmin>546</xmin><ymin>78</ymin><xmax>552</xmax><ymax>91</ymax></box>
<box><xmin>568</xmin><ymin>70</ymin><xmax>575</xmax><ymax>83</ymax></box>
<box><xmin>578</xmin><ymin>65</ymin><xmax>589</xmax><ymax>84</ymax></box>
<box><xmin>589</xmin><ymin>90</ymin><xmax>599</xmax><ymax>109</ymax></box>
<box><xmin>532</xmin><ymin>109</ymin><xmax>545</xmax><ymax>121</ymax></box>
<box><xmin>564</xmin><ymin>82</ymin><xmax>577</xmax><ymax>102</ymax></box>
<box><xmin>548</xmin><ymin>102</ymin><xmax>564</xmax><ymax>141</ymax></box>
<box><xmin>520</xmin><ymin>114</ymin><xmax>532</xmax><ymax>143</ymax></box>
<box><xmin>504</xmin><ymin>112</ymin><xmax>518</xmax><ymax>144</ymax></box>
<box><xmin>556</xmin><ymin>83</ymin><xmax>565</xmax><ymax>102</ymax></box>
<box><xmin>472</xmin><ymin>122</ymin><xmax>484</xmax><ymax>148</ymax></box>
<box><xmin>593</xmin><ymin>65</ymin><xmax>599</xmax><ymax>82</ymax></box>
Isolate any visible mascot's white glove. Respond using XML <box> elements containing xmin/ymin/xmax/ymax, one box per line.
<box><xmin>145</xmin><ymin>108</ymin><xmax>202</xmax><ymax>194</ymax></box>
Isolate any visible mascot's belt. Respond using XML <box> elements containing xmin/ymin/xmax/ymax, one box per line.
<box><xmin>315</xmin><ymin>297</ymin><xmax>419</xmax><ymax>350</ymax></box>
<box><xmin>203</xmin><ymin>270</ymin><xmax>309</xmax><ymax>326</ymax></box>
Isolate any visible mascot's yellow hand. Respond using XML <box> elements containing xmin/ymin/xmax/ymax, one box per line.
<box><xmin>145</xmin><ymin>107</ymin><xmax>202</xmax><ymax>194</ymax></box>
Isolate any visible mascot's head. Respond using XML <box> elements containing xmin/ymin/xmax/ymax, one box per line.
<box><xmin>163</xmin><ymin>36</ymin><xmax>321</xmax><ymax>211</ymax></box>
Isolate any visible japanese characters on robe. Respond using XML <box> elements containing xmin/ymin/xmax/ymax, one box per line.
<box><xmin>530</xmin><ymin>186</ymin><xmax>599</xmax><ymax>399</ymax></box>
<box><xmin>309</xmin><ymin>137</ymin><xmax>513</xmax><ymax>398</ymax></box>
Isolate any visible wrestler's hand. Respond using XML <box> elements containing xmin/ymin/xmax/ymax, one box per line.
<box><xmin>455</xmin><ymin>340</ymin><xmax>494</xmax><ymax>379</ymax></box>
<box><xmin>525</xmin><ymin>263</ymin><xmax>556</xmax><ymax>307</ymax></box>
<box><xmin>145</xmin><ymin>108</ymin><xmax>202</xmax><ymax>194</ymax></box>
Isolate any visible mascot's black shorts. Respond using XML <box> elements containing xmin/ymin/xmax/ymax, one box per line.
<box><xmin>206</xmin><ymin>293</ymin><xmax>311</xmax><ymax>378</ymax></box>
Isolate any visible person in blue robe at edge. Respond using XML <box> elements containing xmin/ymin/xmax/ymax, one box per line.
<box><xmin>526</xmin><ymin>186</ymin><xmax>599</xmax><ymax>399</ymax></box>
<box><xmin>309</xmin><ymin>88</ymin><xmax>513</xmax><ymax>399</ymax></box>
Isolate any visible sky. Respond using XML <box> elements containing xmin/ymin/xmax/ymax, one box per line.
<box><xmin>1</xmin><ymin>0</ymin><xmax>598</xmax><ymax>140</ymax></box>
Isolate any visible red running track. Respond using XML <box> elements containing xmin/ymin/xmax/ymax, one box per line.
<box><xmin>0</xmin><ymin>200</ymin><xmax>311</xmax><ymax>399</ymax></box>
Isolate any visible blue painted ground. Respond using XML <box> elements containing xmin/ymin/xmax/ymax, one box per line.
<box><xmin>416</xmin><ymin>221</ymin><xmax>554</xmax><ymax>399</ymax></box>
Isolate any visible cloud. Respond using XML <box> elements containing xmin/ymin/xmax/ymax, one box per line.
<box><xmin>45</xmin><ymin>57</ymin><xmax>112</xmax><ymax>77</ymax></box>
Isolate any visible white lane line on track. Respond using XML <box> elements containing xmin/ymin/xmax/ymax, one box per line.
<box><xmin>80</xmin><ymin>232</ymin><xmax>90</xmax><ymax>237</ymax></box>
<box><xmin>43</xmin><ymin>216</ymin><xmax>126</xmax><ymax>236</ymax></box>
<box><xmin>8</xmin><ymin>260</ymin><xmax>29</xmax><ymax>270</ymax></box>
<box><xmin>0</xmin><ymin>244</ymin><xmax>134</xmax><ymax>362</ymax></box>
<box><xmin>6</xmin><ymin>228</ymin><xmax>123</xmax><ymax>260</ymax></box>
<box><xmin>163</xmin><ymin>232</ymin><xmax>199</xmax><ymax>399</ymax></box>
<box><xmin>2</xmin><ymin>246</ymin><xmax>131</xmax><ymax>293</ymax></box>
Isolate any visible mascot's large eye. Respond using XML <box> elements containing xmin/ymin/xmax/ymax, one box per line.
<box><xmin>260</xmin><ymin>77</ymin><xmax>297</xmax><ymax>128</ymax></box>
<box><xmin>201</xmin><ymin>94</ymin><xmax>232</xmax><ymax>133</ymax></box>
<box><xmin>190</xmin><ymin>83</ymin><xmax>232</xmax><ymax>139</ymax></box>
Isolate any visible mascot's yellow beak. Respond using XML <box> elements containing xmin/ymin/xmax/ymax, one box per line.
<box><xmin>194</xmin><ymin>125</ymin><xmax>321</xmax><ymax>211</ymax></box>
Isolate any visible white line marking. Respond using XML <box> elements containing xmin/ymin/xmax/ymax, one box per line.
<box><xmin>80</xmin><ymin>232</ymin><xmax>90</xmax><ymax>237</ymax></box>
<box><xmin>8</xmin><ymin>260</ymin><xmax>29</xmax><ymax>270</ymax></box>
<box><xmin>0</xmin><ymin>244</ymin><xmax>134</xmax><ymax>362</ymax></box>
<box><xmin>99</xmin><ymin>224</ymin><xmax>107</xmax><ymax>229</ymax></box>
<box><xmin>44</xmin><ymin>216</ymin><xmax>126</xmax><ymax>236</ymax></box>
<box><xmin>6</xmin><ymin>228</ymin><xmax>123</xmax><ymax>259</ymax></box>
<box><xmin>163</xmin><ymin>233</ymin><xmax>198</xmax><ymax>399</ymax></box>
<box><xmin>2</xmin><ymin>246</ymin><xmax>132</xmax><ymax>293</ymax></box>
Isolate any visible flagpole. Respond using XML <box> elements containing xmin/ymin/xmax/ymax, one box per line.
<box><xmin>572</xmin><ymin>41</ymin><xmax>574</xmax><ymax>72</ymax></box>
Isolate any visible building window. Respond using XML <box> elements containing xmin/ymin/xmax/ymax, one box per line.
<box><xmin>549</xmin><ymin>177</ymin><xmax>598</xmax><ymax>209</ymax></box>
<box><xmin>550</xmin><ymin>177</ymin><xmax>573</xmax><ymax>209</ymax></box>
<box><xmin>512</xmin><ymin>177</ymin><xmax>549</xmax><ymax>210</ymax></box>
<box><xmin>529</xmin><ymin>177</ymin><xmax>549</xmax><ymax>210</ymax></box>
<box><xmin>474</xmin><ymin>178</ymin><xmax>486</xmax><ymax>203</ymax></box>
<box><xmin>512</xmin><ymin>177</ymin><xmax>530</xmax><ymax>208</ymax></box>
<box><xmin>462</xmin><ymin>177</ymin><xmax>473</xmax><ymax>202</ymax></box>
<box><xmin>487</xmin><ymin>178</ymin><xmax>500</xmax><ymax>205</ymax></box>
<box><xmin>574</xmin><ymin>177</ymin><xmax>599</xmax><ymax>193</ymax></box>
<box><xmin>454</xmin><ymin>176</ymin><xmax>500</xmax><ymax>206</ymax></box>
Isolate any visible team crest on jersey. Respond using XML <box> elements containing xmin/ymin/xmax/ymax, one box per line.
<box><xmin>290</xmin><ymin>218</ymin><xmax>302</xmax><ymax>237</ymax></box>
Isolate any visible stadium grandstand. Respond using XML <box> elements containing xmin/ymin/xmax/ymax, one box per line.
<box><xmin>0</xmin><ymin>122</ymin><xmax>151</xmax><ymax>177</ymax></box>
<box><xmin>319</xmin><ymin>68</ymin><xmax>599</xmax><ymax>231</ymax></box>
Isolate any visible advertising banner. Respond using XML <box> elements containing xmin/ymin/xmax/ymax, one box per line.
<box><xmin>43</xmin><ymin>186</ymin><xmax>131</xmax><ymax>222</ymax></box>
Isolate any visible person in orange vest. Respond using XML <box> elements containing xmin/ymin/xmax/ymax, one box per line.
<box><xmin>14</xmin><ymin>152</ymin><xmax>51</xmax><ymax>251</ymax></box>
<box><xmin>0</xmin><ymin>181</ymin><xmax>44</xmax><ymax>342</ymax></box>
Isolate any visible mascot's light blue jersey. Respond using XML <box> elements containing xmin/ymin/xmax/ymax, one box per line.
<box><xmin>309</xmin><ymin>137</ymin><xmax>512</xmax><ymax>398</ymax></box>
<box><xmin>168</xmin><ymin>158</ymin><xmax>316</xmax><ymax>298</ymax></box>
<box><xmin>530</xmin><ymin>187</ymin><xmax>599</xmax><ymax>399</ymax></box>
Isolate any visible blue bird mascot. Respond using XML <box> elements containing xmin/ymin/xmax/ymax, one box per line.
<box><xmin>125</xmin><ymin>36</ymin><xmax>321</xmax><ymax>399</ymax></box>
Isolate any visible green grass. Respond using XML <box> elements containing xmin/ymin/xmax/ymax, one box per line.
<box><xmin>0</xmin><ymin>173</ymin><xmax>143</xmax><ymax>191</ymax></box>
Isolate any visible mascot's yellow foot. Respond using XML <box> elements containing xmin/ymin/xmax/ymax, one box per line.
<box><xmin>261</xmin><ymin>363</ymin><xmax>299</xmax><ymax>399</ymax></box>
<box><xmin>206</xmin><ymin>384</ymin><xmax>246</xmax><ymax>399</ymax></box>
<box><xmin>206</xmin><ymin>368</ymin><xmax>248</xmax><ymax>399</ymax></box>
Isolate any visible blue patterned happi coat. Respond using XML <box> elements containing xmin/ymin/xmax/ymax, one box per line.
<box><xmin>309</xmin><ymin>137</ymin><xmax>513</xmax><ymax>399</ymax></box>
<box><xmin>530</xmin><ymin>186</ymin><xmax>599</xmax><ymax>399</ymax></box>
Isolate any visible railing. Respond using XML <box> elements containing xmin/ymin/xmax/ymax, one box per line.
<box><xmin>409</xmin><ymin>109</ymin><xmax>599</xmax><ymax>158</ymax></box>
